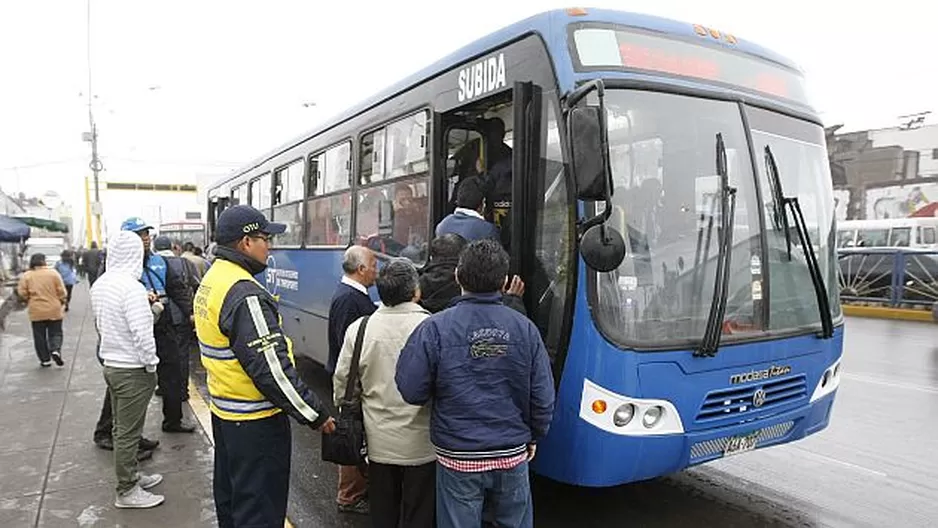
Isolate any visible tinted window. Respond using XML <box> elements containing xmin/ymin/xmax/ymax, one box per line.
<box><xmin>306</xmin><ymin>193</ymin><xmax>352</xmax><ymax>246</ymax></box>
<box><xmin>354</xmin><ymin>178</ymin><xmax>429</xmax><ymax>263</ymax></box>
<box><xmin>274</xmin><ymin>160</ymin><xmax>305</xmax><ymax>205</ymax></box>
<box><xmin>310</xmin><ymin>142</ymin><xmax>351</xmax><ymax>196</ymax></box>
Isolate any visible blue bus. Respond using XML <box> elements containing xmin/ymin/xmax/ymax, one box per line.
<box><xmin>206</xmin><ymin>8</ymin><xmax>843</xmax><ymax>487</ymax></box>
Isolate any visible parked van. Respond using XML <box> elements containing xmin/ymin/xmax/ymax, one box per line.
<box><xmin>837</xmin><ymin>218</ymin><xmax>938</xmax><ymax>250</ymax></box>
<box><xmin>23</xmin><ymin>237</ymin><xmax>68</xmax><ymax>266</ymax></box>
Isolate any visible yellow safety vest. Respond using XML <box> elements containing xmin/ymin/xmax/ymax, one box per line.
<box><xmin>194</xmin><ymin>259</ymin><xmax>292</xmax><ymax>421</ymax></box>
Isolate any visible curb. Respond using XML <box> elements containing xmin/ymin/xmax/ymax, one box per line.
<box><xmin>842</xmin><ymin>305</ymin><xmax>936</xmax><ymax>323</ymax></box>
<box><xmin>187</xmin><ymin>378</ymin><xmax>295</xmax><ymax>528</ymax></box>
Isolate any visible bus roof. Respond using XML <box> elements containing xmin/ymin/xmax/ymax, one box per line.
<box><xmin>212</xmin><ymin>8</ymin><xmax>803</xmax><ymax>191</ymax></box>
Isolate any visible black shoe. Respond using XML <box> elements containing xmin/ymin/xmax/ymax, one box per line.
<box><xmin>337</xmin><ymin>498</ymin><xmax>370</xmax><ymax>515</ymax></box>
<box><xmin>162</xmin><ymin>421</ymin><xmax>197</xmax><ymax>433</ymax></box>
<box><xmin>136</xmin><ymin>448</ymin><xmax>153</xmax><ymax>462</ymax></box>
<box><xmin>51</xmin><ymin>351</ymin><xmax>64</xmax><ymax>367</ymax></box>
<box><xmin>139</xmin><ymin>437</ymin><xmax>160</xmax><ymax>451</ymax></box>
<box><xmin>95</xmin><ymin>437</ymin><xmax>114</xmax><ymax>451</ymax></box>
<box><xmin>155</xmin><ymin>388</ymin><xmax>164</xmax><ymax>397</ymax></box>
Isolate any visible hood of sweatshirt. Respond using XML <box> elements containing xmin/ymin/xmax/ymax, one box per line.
<box><xmin>106</xmin><ymin>231</ymin><xmax>144</xmax><ymax>280</ymax></box>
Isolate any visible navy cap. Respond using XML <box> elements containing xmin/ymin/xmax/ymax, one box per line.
<box><xmin>153</xmin><ymin>235</ymin><xmax>173</xmax><ymax>251</ymax></box>
<box><xmin>121</xmin><ymin>217</ymin><xmax>153</xmax><ymax>233</ymax></box>
<box><xmin>215</xmin><ymin>205</ymin><xmax>286</xmax><ymax>244</ymax></box>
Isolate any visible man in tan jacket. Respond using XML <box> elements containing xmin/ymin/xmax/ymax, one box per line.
<box><xmin>333</xmin><ymin>259</ymin><xmax>435</xmax><ymax>528</ymax></box>
<box><xmin>17</xmin><ymin>253</ymin><xmax>67</xmax><ymax>367</ymax></box>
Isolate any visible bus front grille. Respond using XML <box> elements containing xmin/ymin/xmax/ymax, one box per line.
<box><xmin>695</xmin><ymin>374</ymin><xmax>808</xmax><ymax>423</ymax></box>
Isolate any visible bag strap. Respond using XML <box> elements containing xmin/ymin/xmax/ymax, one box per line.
<box><xmin>343</xmin><ymin>316</ymin><xmax>370</xmax><ymax>403</ymax></box>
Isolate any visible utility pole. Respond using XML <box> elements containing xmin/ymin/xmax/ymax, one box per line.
<box><xmin>84</xmin><ymin>0</ymin><xmax>104</xmax><ymax>246</ymax></box>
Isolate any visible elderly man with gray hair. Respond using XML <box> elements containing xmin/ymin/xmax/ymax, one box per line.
<box><xmin>327</xmin><ymin>244</ymin><xmax>378</xmax><ymax>515</ymax></box>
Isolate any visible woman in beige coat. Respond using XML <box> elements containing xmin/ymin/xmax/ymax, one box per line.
<box><xmin>17</xmin><ymin>253</ymin><xmax>67</xmax><ymax>367</ymax></box>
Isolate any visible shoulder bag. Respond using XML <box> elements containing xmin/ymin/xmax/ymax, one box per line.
<box><xmin>321</xmin><ymin>316</ymin><xmax>369</xmax><ymax>467</ymax></box>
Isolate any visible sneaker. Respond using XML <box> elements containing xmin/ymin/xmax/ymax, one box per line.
<box><xmin>115</xmin><ymin>485</ymin><xmax>165</xmax><ymax>509</ymax></box>
<box><xmin>136</xmin><ymin>449</ymin><xmax>153</xmax><ymax>462</ymax></box>
<box><xmin>337</xmin><ymin>498</ymin><xmax>369</xmax><ymax>515</ymax></box>
<box><xmin>51</xmin><ymin>351</ymin><xmax>64</xmax><ymax>366</ymax></box>
<box><xmin>40</xmin><ymin>361</ymin><xmax>52</xmax><ymax>367</ymax></box>
<box><xmin>135</xmin><ymin>472</ymin><xmax>163</xmax><ymax>490</ymax></box>
<box><xmin>95</xmin><ymin>437</ymin><xmax>158</xmax><ymax>452</ymax></box>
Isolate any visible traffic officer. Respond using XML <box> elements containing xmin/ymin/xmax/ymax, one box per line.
<box><xmin>121</xmin><ymin>217</ymin><xmax>197</xmax><ymax>434</ymax></box>
<box><xmin>195</xmin><ymin>204</ymin><xmax>336</xmax><ymax>528</ymax></box>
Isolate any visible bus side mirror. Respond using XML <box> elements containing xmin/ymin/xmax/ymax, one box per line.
<box><xmin>568</xmin><ymin>106</ymin><xmax>608</xmax><ymax>202</ymax></box>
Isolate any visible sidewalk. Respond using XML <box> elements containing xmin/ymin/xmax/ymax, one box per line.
<box><xmin>0</xmin><ymin>282</ymin><xmax>217</xmax><ymax>527</ymax></box>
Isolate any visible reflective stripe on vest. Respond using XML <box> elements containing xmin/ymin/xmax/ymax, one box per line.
<box><xmin>194</xmin><ymin>259</ymin><xmax>281</xmax><ymax>422</ymax></box>
<box><xmin>199</xmin><ymin>342</ymin><xmax>236</xmax><ymax>360</ymax></box>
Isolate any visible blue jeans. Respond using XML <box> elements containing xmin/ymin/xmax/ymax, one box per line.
<box><xmin>436</xmin><ymin>462</ymin><xmax>533</xmax><ymax>528</ymax></box>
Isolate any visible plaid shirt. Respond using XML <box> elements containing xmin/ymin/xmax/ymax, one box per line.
<box><xmin>437</xmin><ymin>452</ymin><xmax>528</xmax><ymax>473</ymax></box>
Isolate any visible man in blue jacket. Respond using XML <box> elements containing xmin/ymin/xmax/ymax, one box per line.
<box><xmin>435</xmin><ymin>176</ymin><xmax>500</xmax><ymax>243</ymax></box>
<box><xmin>396</xmin><ymin>239</ymin><xmax>555</xmax><ymax>528</ymax></box>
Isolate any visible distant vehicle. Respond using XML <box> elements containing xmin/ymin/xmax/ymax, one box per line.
<box><xmin>206</xmin><ymin>8</ymin><xmax>843</xmax><ymax>487</ymax></box>
<box><xmin>157</xmin><ymin>221</ymin><xmax>207</xmax><ymax>249</ymax></box>
<box><xmin>23</xmin><ymin>237</ymin><xmax>68</xmax><ymax>266</ymax></box>
<box><xmin>837</xmin><ymin>218</ymin><xmax>938</xmax><ymax>250</ymax></box>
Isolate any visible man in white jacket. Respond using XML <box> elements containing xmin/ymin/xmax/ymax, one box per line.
<box><xmin>333</xmin><ymin>259</ymin><xmax>435</xmax><ymax>528</ymax></box>
<box><xmin>90</xmin><ymin>230</ymin><xmax>165</xmax><ymax>509</ymax></box>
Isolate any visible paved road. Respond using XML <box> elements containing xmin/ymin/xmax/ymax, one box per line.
<box><xmin>191</xmin><ymin>316</ymin><xmax>938</xmax><ymax>527</ymax></box>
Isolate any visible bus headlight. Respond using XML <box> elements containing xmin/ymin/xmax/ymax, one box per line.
<box><xmin>580</xmin><ymin>379</ymin><xmax>684</xmax><ymax>436</ymax></box>
<box><xmin>613</xmin><ymin>404</ymin><xmax>635</xmax><ymax>427</ymax></box>
<box><xmin>642</xmin><ymin>406</ymin><xmax>664</xmax><ymax>428</ymax></box>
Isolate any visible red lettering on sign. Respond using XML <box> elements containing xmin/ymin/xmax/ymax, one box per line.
<box><xmin>619</xmin><ymin>43</ymin><xmax>720</xmax><ymax>81</ymax></box>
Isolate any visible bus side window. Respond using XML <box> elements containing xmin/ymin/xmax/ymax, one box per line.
<box><xmin>921</xmin><ymin>227</ymin><xmax>937</xmax><ymax>246</ymax></box>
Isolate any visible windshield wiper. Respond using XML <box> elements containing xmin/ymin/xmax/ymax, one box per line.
<box><xmin>764</xmin><ymin>146</ymin><xmax>835</xmax><ymax>339</ymax></box>
<box><xmin>696</xmin><ymin>133</ymin><xmax>738</xmax><ymax>357</ymax></box>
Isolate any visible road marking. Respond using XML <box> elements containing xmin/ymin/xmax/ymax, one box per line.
<box><xmin>842</xmin><ymin>373</ymin><xmax>938</xmax><ymax>395</ymax></box>
<box><xmin>187</xmin><ymin>378</ymin><xmax>214</xmax><ymax>446</ymax></box>
<box><xmin>788</xmin><ymin>446</ymin><xmax>887</xmax><ymax>478</ymax></box>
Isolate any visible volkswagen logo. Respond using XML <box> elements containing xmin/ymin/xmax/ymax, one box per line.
<box><xmin>752</xmin><ymin>389</ymin><xmax>767</xmax><ymax>408</ymax></box>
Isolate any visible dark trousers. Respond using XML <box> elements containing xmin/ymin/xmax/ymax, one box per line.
<box><xmin>31</xmin><ymin>320</ymin><xmax>63</xmax><ymax>363</ymax></box>
<box><xmin>174</xmin><ymin>323</ymin><xmax>193</xmax><ymax>400</ymax></box>
<box><xmin>94</xmin><ymin>387</ymin><xmax>113</xmax><ymax>442</ymax></box>
<box><xmin>65</xmin><ymin>285</ymin><xmax>73</xmax><ymax>310</ymax></box>
<box><xmin>155</xmin><ymin>327</ymin><xmax>184</xmax><ymax>428</ymax></box>
<box><xmin>212</xmin><ymin>413</ymin><xmax>291</xmax><ymax>528</ymax></box>
<box><xmin>87</xmin><ymin>270</ymin><xmax>99</xmax><ymax>286</ymax></box>
<box><xmin>369</xmin><ymin>461</ymin><xmax>436</xmax><ymax>528</ymax></box>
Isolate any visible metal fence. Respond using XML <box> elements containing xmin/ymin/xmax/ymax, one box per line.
<box><xmin>838</xmin><ymin>248</ymin><xmax>938</xmax><ymax>308</ymax></box>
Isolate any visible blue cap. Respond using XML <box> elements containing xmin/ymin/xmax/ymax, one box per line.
<box><xmin>121</xmin><ymin>217</ymin><xmax>153</xmax><ymax>233</ymax></box>
<box><xmin>215</xmin><ymin>205</ymin><xmax>286</xmax><ymax>244</ymax></box>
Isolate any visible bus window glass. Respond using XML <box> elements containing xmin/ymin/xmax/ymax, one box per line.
<box><xmin>593</xmin><ymin>90</ymin><xmax>759</xmax><ymax>346</ymax></box>
<box><xmin>355</xmin><ymin>178</ymin><xmax>429</xmax><ymax>263</ymax></box>
<box><xmin>445</xmin><ymin>128</ymin><xmax>483</xmax><ymax>211</ymax></box>
<box><xmin>274</xmin><ymin>160</ymin><xmax>305</xmax><ymax>205</ymax></box>
<box><xmin>748</xmin><ymin>106</ymin><xmax>841</xmax><ymax>329</ymax></box>
<box><xmin>889</xmin><ymin>227</ymin><xmax>911</xmax><ymax>247</ymax></box>
<box><xmin>232</xmin><ymin>184</ymin><xmax>247</xmax><ymax>206</ymax></box>
<box><xmin>310</xmin><ymin>142</ymin><xmax>351</xmax><ymax>197</ymax></box>
<box><xmin>386</xmin><ymin>112</ymin><xmax>429</xmax><ymax>179</ymax></box>
<box><xmin>921</xmin><ymin>227</ymin><xmax>936</xmax><ymax>245</ymax></box>
<box><xmin>856</xmin><ymin>228</ymin><xmax>889</xmax><ymax>247</ymax></box>
<box><xmin>531</xmin><ymin>103</ymin><xmax>574</xmax><ymax>364</ymax></box>
<box><xmin>306</xmin><ymin>193</ymin><xmax>352</xmax><ymax>246</ymax></box>
<box><xmin>250</xmin><ymin>174</ymin><xmax>271</xmax><ymax>211</ymax></box>
<box><xmin>359</xmin><ymin>129</ymin><xmax>386</xmax><ymax>185</ymax></box>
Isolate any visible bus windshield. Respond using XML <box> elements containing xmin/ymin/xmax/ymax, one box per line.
<box><xmin>592</xmin><ymin>89</ymin><xmax>839</xmax><ymax>348</ymax></box>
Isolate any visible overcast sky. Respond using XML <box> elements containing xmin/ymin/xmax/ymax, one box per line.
<box><xmin>0</xmin><ymin>0</ymin><xmax>933</xmax><ymax>236</ymax></box>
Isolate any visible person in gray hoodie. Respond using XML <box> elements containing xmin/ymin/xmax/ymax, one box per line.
<box><xmin>90</xmin><ymin>230</ymin><xmax>165</xmax><ymax>510</ymax></box>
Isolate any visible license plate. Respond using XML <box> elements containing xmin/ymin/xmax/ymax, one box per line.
<box><xmin>723</xmin><ymin>432</ymin><xmax>759</xmax><ymax>457</ymax></box>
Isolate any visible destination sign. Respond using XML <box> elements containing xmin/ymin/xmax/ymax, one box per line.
<box><xmin>571</xmin><ymin>26</ymin><xmax>810</xmax><ymax>105</ymax></box>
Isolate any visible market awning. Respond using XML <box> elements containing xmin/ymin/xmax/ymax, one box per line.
<box><xmin>13</xmin><ymin>216</ymin><xmax>69</xmax><ymax>233</ymax></box>
<box><xmin>0</xmin><ymin>215</ymin><xmax>31</xmax><ymax>242</ymax></box>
